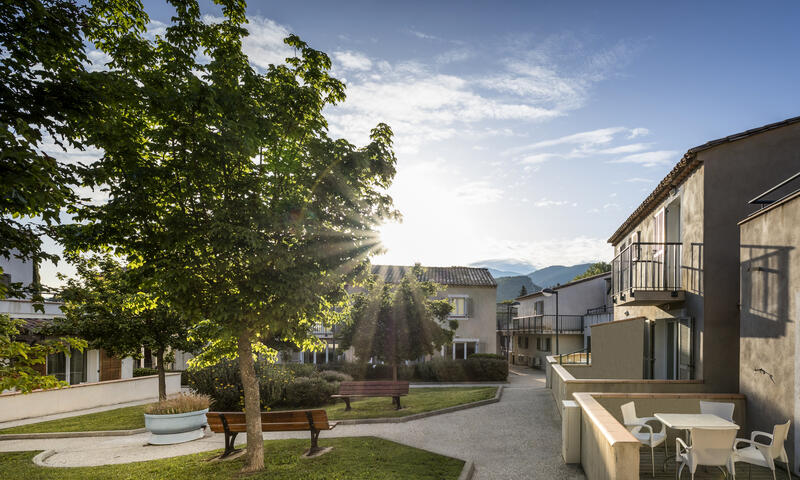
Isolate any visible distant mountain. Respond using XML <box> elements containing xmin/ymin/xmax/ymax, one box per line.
<box><xmin>496</xmin><ymin>276</ymin><xmax>542</xmax><ymax>302</ymax></box>
<box><xmin>527</xmin><ymin>263</ymin><xmax>593</xmax><ymax>288</ymax></box>
<box><xmin>468</xmin><ymin>259</ymin><xmax>537</xmax><ymax>278</ymax></box>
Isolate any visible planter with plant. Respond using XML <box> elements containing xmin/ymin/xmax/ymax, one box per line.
<box><xmin>144</xmin><ymin>393</ymin><xmax>211</xmax><ymax>445</ymax></box>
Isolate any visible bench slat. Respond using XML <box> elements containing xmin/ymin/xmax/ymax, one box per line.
<box><xmin>206</xmin><ymin>409</ymin><xmax>332</xmax><ymax>432</ymax></box>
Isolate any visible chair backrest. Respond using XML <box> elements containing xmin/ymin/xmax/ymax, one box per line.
<box><xmin>700</xmin><ymin>401</ymin><xmax>735</xmax><ymax>422</ymax></box>
<box><xmin>621</xmin><ymin>401</ymin><xmax>637</xmax><ymax>425</ymax></box>
<box><xmin>768</xmin><ymin>420</ymin><xmax>791</xmax><ymax>458</ymax></box>
<box><xmin>689</xmin><ymin>428</ymin><xmax>737</xmax><ymax>466</ymax></box>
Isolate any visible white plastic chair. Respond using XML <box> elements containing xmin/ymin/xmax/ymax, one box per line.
<box><xmin>700</xmin><ymin>401</ymin><xmax>735</xmax><ymax>422</ymax></box>
<box><xmin>733</xmin><ymin>420</ymin><xmax>791</xmax><ymax>480</ymax></box>
<box><xmin>675</xmin><ymin>428</ymin><xmax>737</xmax><ymax>479</ymax></box>
<box><xmin>621</xmin><ymin>401</ymin><xmax>667</xmax><ymax>477</ymax></box>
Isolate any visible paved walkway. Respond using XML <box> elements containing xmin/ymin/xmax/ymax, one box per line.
<box><xmin>0</xmin><ymin>367</ymin><xmax>585</xmax><ymax>479</ymax></box>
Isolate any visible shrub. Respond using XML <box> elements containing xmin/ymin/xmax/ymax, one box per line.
<box><xmin>285</xmin><ymin>363</ymin><xmax>317</xmax><ymax>378</ymax></box>
<box><xmin>188</xmin><ymin>358</ymin><xmax>243</xmax><ymax>411</ymax></box>
<box><xmin>468</xmin><ymin>353</ymin><xmax>506</xmax><ymax>361</ymax></box>
<box><xmin>464</xmin><ymin>356</ymin><xmax>508</xmax><ymax>381</ymax></box>
<box><xmin>318</xmin><ymin>370</ymin><xmax>353</xmax><ymax>383</ymax></box>
<box><xmin>145</xmin><ymin>393</ymin><xmax>211</xmax><ymax>415</ymax></box>
<box><xmin>133</xmin><ymin>367</ymin><xmax>158</xmax><ymax>377</ymax></box>
<box><xmin>283</xmin><ymin>376</ymin><xmax>336</xmax><ymax>407</ymax></box>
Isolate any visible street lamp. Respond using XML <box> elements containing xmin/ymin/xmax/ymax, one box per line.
<box><xmin>506</xmin><ymin>301</ymin><xmax>519</xmax><ymax>361</ymax></box>
<box><xmin>541</xmin><ymin>288</ymin><xmax>559</xmax><ymax>355</ymax></box>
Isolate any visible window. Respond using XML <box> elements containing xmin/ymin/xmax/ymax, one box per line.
<box><xmin>517</xmin><ymin>336</ymin><xmax>523</xmax><ymax>348</ymax></box>
<box><xmin>653</xmin><ymin>208</ymin><xmax>665</xmax><ymax>256</ymax></box>
<box><xmin>449</xmin><ymin>296</ymin><xmax>468</xmax><ymax>317</ymax></box>
<box><xmin>523</xmin><ymin>337</ymin><xmax>529</xmax><ymax>349</ymax></box>
<box><xmin>446</xmin><ymin>340</ymin><xmax>479</xmax><ymax>359</ymax></box>
<box><xmin>543</xmin><ymin>338</ymin><xmax>552</xmax><ymax>352</ymax></box>
<box><xmin>534</xmin><ymin>301</ymin><xmax>544</xmax><ymax>315</ymax></box>
<box><xmin>536</xmin><ymin>338</ymin><xmax>541</xmax><ymax>350</ymax></box>
<box><xmin>47</xmin><ymin>352</ymin><xmax>66</xmax><ymax>381</ymax></box>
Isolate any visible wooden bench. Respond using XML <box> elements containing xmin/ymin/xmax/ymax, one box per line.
<box><xmin>331</xmin><ymin>380</ymin><xmax>410</xmax><ymax>411</ymax></box>
<box><xmin>206</xmin><ymin>410</ymin><xmax>337</xmax><ymax>457</ymax></box>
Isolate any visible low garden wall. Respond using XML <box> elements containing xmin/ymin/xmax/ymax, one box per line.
<box><xmin>0</xmin><ymin>373</ymin><xmax>181</xmax><ymax>423</ymax></box>
<box><xmin>548</xmin><ymin>359</ymin><xmax>707</xmax><ymax>418</ymax></box>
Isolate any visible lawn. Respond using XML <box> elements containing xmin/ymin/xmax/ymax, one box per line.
<box><xmin>325</xmin><ymin>386</ymin><xmax>497</xmax><ymax>421</ymax></box>
<box><xmin>0</xmin><ymin>387</ymin><xmax>496</xmax><ymax>434</ymax></box>
<box><xmin>0</xmin><ymin>437</ymin><xmax>464</xmax><ymax>480</ymax></box>
<box><xmin>0</xmin><ymin>405</ymin><xmax>147</xmax><ymax>434</ymax></box>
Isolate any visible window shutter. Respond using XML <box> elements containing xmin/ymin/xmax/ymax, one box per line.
<box><xmin>466</xmin><ymin>297</ymin><xmax>473</xmax><ymax>317</ymax></box>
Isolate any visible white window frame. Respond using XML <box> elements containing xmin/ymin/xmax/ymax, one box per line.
<box><xmin>653</xmin><ymin>208</ymin><xmax>665</xmax><ymax>257</ymax></box>
<box><xmin>444</xmin><ymin>339</ymin><xmax>480</xmax><ymax>359</ymax></box>
<box><xmin>448</xmin><ymin>295</ymin><xmax>469</xmax><ymax>318</ymax></box>
<box><xmin>534</xmin><ymin>300</ymin><xmax>544</xmax><ymax>315</ymax></box>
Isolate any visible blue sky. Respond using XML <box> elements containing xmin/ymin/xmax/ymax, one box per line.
<box><xmin>36</xmin><ymin>0</ymin><xmax>800</xmax><ymax>284</ymax></box>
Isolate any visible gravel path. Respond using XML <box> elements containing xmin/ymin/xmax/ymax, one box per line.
<box><xmin>0</xmin><ymin>367</ymin><xmax>585</xmax><ymax>479</ymax></box>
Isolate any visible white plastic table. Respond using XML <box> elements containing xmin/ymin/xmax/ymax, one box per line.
<box><xmin>654</xmin><ymin>413</ymin><xmax>740</xmax><ymax>431</ymax></box>
<box><xmin>654</xmin><ymin>413</ymin><xmax>739</xmax><ymax>471</ymax></box>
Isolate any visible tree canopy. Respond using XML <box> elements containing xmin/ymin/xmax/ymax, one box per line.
<box><xmin>53</xmin><ymin>254</ymin><xmax>198</xmax><ymax>399</ymax></box>
<box><xmin>58</xmin><ymin>0</ymin><xmax>399</xmax><ymax>471</ymax></box>
<box><xmin>572</xmin><ymin>261</ymin><xmax>612</xmax><ymax>281</ymax></box>
<box><xmin>338</xmin><ymin>266</ymin><xmax>455</xmax><ymax>379</ymax></box>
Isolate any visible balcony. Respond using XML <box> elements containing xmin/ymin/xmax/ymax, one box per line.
<box><xmin>612</xmin><ymin>242</ymin><xmax>684</xmax><ymax>306</ymax></box>
<box><xmin>496</xmin><ymin>314</ymin><xmax>584</xmax><ymax>334</ymax></box>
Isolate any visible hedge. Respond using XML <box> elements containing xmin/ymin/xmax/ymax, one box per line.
<box><xmin>325</xmin><ymin>357</ymin><xmax>508</xmax><ymax>382</ymax></box>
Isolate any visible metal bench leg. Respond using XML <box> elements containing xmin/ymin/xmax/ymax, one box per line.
<box><xmin>394</xmin><ymin>396</ymin><xmax>401</xmax><ymax>410</ymax></box>
<box><xmin>343</xmin><ymin>397</ymin><xmax>351</xmax><ymax>411</ymax></box>
<box><xmin>219</xmin><ymin>415</ymin><xmax>240</xmax><ymax>458</ymax></box>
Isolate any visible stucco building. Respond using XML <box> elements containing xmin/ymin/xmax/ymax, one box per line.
<box><xmin>739</xmin><ymin>172</ymin><xmax>800</xmax><ymax>473</ymax></box>
<box><xmin>607</xmin><ymin>116</ymin><xmax>800</xmax><ymax>390</ymax></box>
<box><xmin>500</xmin><ymin>272</ymin><xmax>611</xmax><ymax>368</ymax></box>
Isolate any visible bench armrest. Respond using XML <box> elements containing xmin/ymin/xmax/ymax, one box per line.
<box><xmin>329</xmin><ymin>422</ymin><xmax>339</xmax><ymax>430</ymax></box>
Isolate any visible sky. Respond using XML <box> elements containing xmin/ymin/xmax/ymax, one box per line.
<box><xmin>35</xmin><ymin>0</ymin><xmax>800</xmax><ymax>284</ymax></box>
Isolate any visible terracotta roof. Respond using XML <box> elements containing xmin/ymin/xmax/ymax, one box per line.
<box><xmin>371</xmin><ymin>265</ymin><xmax>497</xmax><ymax>287</ymax></box>
<box><xmin>515</xmin><ymin>271</ymin><xmax>611</xmax><ymax>301</ymax></box>
<box><xmin>608</xmin><ymin>115</ymin><xmax>800</xmax><ymax>245</ymax></box>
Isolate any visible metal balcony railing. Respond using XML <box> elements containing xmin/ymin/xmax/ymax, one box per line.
<box><xmin>612</xmin><ymin>242</ymin><xmax>682</xmax><ymax>296</ymax></box>
<box><xmin>496</xmin><ymin>314</ymin><xmax>584</xmax><ymax>333</ymax></box>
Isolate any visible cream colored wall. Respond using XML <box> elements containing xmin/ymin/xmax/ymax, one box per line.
<box><xmin>577</xmin><ymin>395</ymin><xmax>640</xmax><ymax>480</ymax></box>
<box><xmin>587</xmin><ymin>317</ymin><xmax>645</xmax><ymax>379</ymax></box>
<box><xmin>446</xmin><ymin>285</ymin><xmax>498</xmax><ymax>354</ymax></box>
<box><xmin>739</xmin><ymin>192</ymin><xmax>800</xmax><ymax>473</ymax></box>
<box><xmin>612</xmin><ymin>165</ymin><xmax>705</xmax><ymax>380</ymax></box>
<box><xmin>0</xmin><ymin>373</ymin><xmax>181</xmax><ymax>422</ymax></box>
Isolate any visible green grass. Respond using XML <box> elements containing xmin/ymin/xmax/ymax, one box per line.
<box><xmin>0</xmin><ymin>405</ymin><xmax>147</xmax><ymax>434</ymax></box>
<box><xmin>0</xmin><ymin>387</ymin><xmax>496</xmax><ymax>434</ymax></box>
<box><xmin>0</xmin><ymin>437</ymin><xmax>463</xmax><ymax>480</ymax></box>
<box><xmin>325</xmin><ymin>387</ymin><xmax>497</xmax><ymax>421</ymax></box>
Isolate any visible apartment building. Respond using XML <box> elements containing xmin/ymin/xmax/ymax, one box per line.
<box><xmin>499</xmin><ymin>272</ymin><xmax>611</xmax><ymax>368</ymax></box>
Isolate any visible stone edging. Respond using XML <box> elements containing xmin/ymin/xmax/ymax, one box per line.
<box><xmin>32</xmin><ymin>449</ymin><xmax>56</xmax><ymax>467</ymax></box>
<box><xmin>1</xmin><ymin>386</ymin><xmax>504</xmax><ymax>438</ymax></box>
<box><xmin>336</xmin><ymin>385</ymin><xmax>503</xmax><ymax>425</ymax></box>
<box><xmin>458</xmin><ymin>460</ymin><xmax>476</xmax><ymax>480</ymax></box>
<box><xmin>0</xmin><ymin>428</ymin><xmax>147</xmax><ymax>440</ymax></box>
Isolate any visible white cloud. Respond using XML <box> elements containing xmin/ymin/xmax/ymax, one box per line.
<box><xmin>435</xmin><ymin>49</ymin><xmax>473</xmax><ymax>64</ymax></box>
<box><xmin>594</xmin><ymin>143</ymin><xmax>653</xmax><ymax>154</ymax></box>
<box><xmin>625</xmin><ymin>177</ymin><xmax>654</xmax><ymax>183</ymax></box>
<box><xmin>603</xmin><ymin>203</ymin><xmax>620</xmax><ymax>209</ymax></box>
<box><xmin>334</xmin><ymin>50</ymin><xmax>372</xmax><ymax>71</ymax></box>
<box><xmin>628</xmin><ymin>127</ymin><xmax>650</xmax><ymax>138</ymax></box>
<box><xmin>235</xmin><ymin>16</ymin><xmax>294</xmax><ymax>70</ymax></box>
<box><xmin>407</xmin><ymin>29</ymin><xmax>439</xmax><ymax>40</ymax></box>
<box><xmin>608</xmin><ymin>150</ymin><xmax>677</xmax><ymax>167</ymax></box>
<box><xmin>506</xmin><ymin>127</ymin><xmax>628</xmax><ymax>155</ymax></box>
<box><xmin>452</xmin><ymin>181</ymin><xmax>503</xmax><ymax>205</ymax></box>
<box><xmin>533</xmin><ymin>198</ymin><xmax>572</xmax><ymax>207</ymax></box>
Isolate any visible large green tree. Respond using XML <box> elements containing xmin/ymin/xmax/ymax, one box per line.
<box><xmin>62</xmin><ymin>0</ymin><xmax>398</xmax><ymax>471</ymax></box>
<box><xmin>572</xmin><ymin>261</ymin><xmax>612</xmax><ymax>281</ymax></box>
<box><xmin>0</xmin><ymin>0</ymin><xmax>96</xmax><ymax>392</ymax></box>
<box><xmin>338</xmin><ymin>266</ymin><xmax>456</xmax><ymax>381</ymax></box>
<box><xmin>53</xmin><ymin>254</ymin><xmax>197</xmax><ymax>400</ymax></box>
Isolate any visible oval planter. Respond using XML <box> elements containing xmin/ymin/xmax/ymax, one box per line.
<box><xmin>144</xmin><ymin>408</ymin><xmax>208</xmax><ymax>445</ymax></box>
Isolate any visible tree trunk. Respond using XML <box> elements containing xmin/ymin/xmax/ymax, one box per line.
<box><xmin>237</xmin><ymin>329</ymin><xmax>264</xmax><ymax>473</ymax></box>
<box><xmin>392</xmin><ymin>362</ymin><xmax>398</xmax><ymax>381</ymax></box>
<box><xmin>156</xmin><ymin>348</ymin><xmax>166</xmax><ymax>401</ymax></box>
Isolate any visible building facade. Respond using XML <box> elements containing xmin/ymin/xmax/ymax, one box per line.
<box><xmin>499</xmin><ymin>272</ymin><xmax>612</xmax><ymax>368</ymax></box>
<box><xmin>607</xmin><ymin>116</ymin><xmax>800</xmax><ymax>390</ymax></box>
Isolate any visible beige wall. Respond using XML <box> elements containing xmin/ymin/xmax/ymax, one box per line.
<box><xmin>511</xmin><ymin>333</ymin><xmax>583</xmax><ymax>366</ymax></box>
<box><xmin>445</xmin><ymin>285</ymin><xmax>498</xmax><ymax>354</ymax></box>
<box><xmin>739</xmin><ymin>191</ymin><xmax>800</xmax><ymax>474</ymax></box>
<box><xmin>612</xmin><ymin>122</ymin><xmax>800</xmax><ymax>391</ymax></box>
<box><xmin>587</xmin><ymin>317</ymin><xmax>646</xmax><ymax>379</ymax></box>
<box><xmin>0</xmin><ymin>373</ymin><xmax>181</xmax><ymax>422</ymax></box>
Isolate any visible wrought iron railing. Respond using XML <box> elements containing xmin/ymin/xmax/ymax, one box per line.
<box><xmin>496</xmin><ymin>314</ymin><xmax>584</xmax><ymax>333</ymax></box>
<box><xmin>612</xmin><ymin>242</ymin><xmax>682</xmax><ymax>296</ymax></box>
<box><xmin>558</xmin><ymin>347</ymin><xmax>591</xmax><ymax>365</ymax></box>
